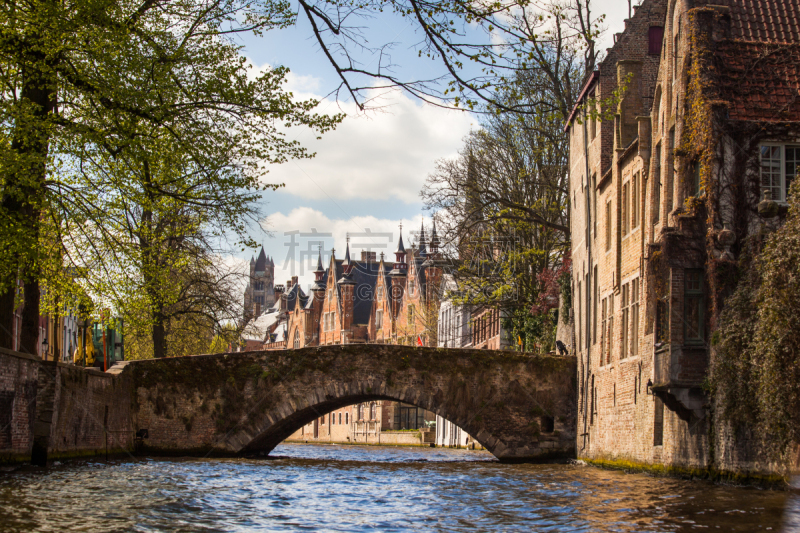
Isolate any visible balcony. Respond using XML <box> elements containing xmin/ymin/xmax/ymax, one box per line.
<box><xmin>653</xmin><ymin>345</ymin><xmax>708</xmax><ymax>421</ymax></box>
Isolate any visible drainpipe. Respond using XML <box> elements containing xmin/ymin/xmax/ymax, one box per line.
<box><xmin>581</xmin><ymin>99</ymin><xmax>594</xmax><ymax>452</ymax></box>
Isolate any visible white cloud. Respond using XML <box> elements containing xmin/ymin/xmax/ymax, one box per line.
<box><xmin>262</xmin><ymin>81</ymin><xmax>474</xmax><ymax>203</ymax></box>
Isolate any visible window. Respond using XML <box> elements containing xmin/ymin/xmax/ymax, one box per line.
<box><xmin>631</xmin><ymin>173</ymin><xmax>639</xmax><ymax>229</ymax></box>
<box><xmin>622</xmin><ymin>181</ymin><xmax>628</xmax><ymax>235</ymax></box>
<box><xmin>606</xmin><ymin>200</ymin><xmax>612</xmax><ymax>251</ymax></box>
<box><xmin>601</xmin><ymin>298</ymin><xmax>607</xmax><ymax>365</ymax></box>
<box><xmin>656</xmin><ymin>297</ymin><xmax>670</xmax><ymax>346</ymax></box>
<box><xmin>592</xmin><ymin>175</ymin><xmax>597</xmax><ymax>237</ymax></box>
<box><xmin>684</xmin><ymin>269</ymin><xmax>705</xmax><ymax>344</ymax></box>
<box><xmin>667</xmin><ymin>129</ymin><xmax>675</xmax><ymax>213</ymax></box>
<box><xmin>377</xmin><ymin>286</ymin><xmax>383</xmax><ymax>300</ymax></box>
<box><xmin>760</xmin><ymin>144</ymin><xmax>799</xmax><ymax>202</ymax></box>
<box><xmin>621</xmin><ymin>283</ymin><xmax>629</xmax><ymax>359</ymax></box>
<box><xmin>592</xmin><ymin>266</ymin><xmax>598</xmax><ymax>345</ymax></box>
<box><xmin>673</xmin><ymin>23</ymin><xmax>680</xmax><ymax>76</ymax></box>
<box><xmin>408</xmin><ymin>304</ymin><xmax>415</xmax><ymax>324</ymax></box>
<box><xmin>654</xmin><ymin>396</ymin><xmax>664</xmax><ymax>446</ymax></box>
<box><xmin>293</xmin><ymin>329</ymin><xmax>301</xmax><ymax>349</ymax></box>
<box><xmin>607</xmin><ymin>294</ymin><xmax>614</xmax><ymax>365</ymax></box>
<box><xmin>649</xmin><ymin>26</ymin><xmax>664</xmax><ymax>55</ymax></box>
<box><xmin>577</xmin><ymin>282</ymin><xmax>582</xmax><ymax>350</ymax></box>
<box><xmin>345</xmin><ymin>412</ymin><xmax>349</xmax><ymax>425</ymax></box>
<box><xmin>370</xmin><ymin>402</ymin><xmax>377</xmax><ymax>420</ymax></box>
<box><xmin>691</xmin><ymin>161</ymin><xmax>702</xmax><ymax>197</ymax></box>
<box><xmin>653</xmin><ymin>143</ymin><xmax>662</xmax><ymax>225</ymax></box>
<box><xmin>631</xmin><ymin>279</ymin><xmax>639</xmax><ymax>357</ymax></box>
<box><xmin>376</xmin><ymin>309</ymin><xmax>383</xmax><ymax>330</ymax></box>
<box><xmin>357</xmin><ymin>404</ymin><xmax>364</xmax><ymax>420</ymax></box>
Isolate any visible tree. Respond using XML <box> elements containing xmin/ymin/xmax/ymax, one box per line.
<box><xmin>0</xmin><ymin>0</ymin><xmax>337</xmax><ymax>351</ymax></box>
<box><xmin>421</xmin><ymin>0</ymin><xmax>602</xmax><ymax>349</ymax></box>
<box><xmin>1</xmin><ymin>0</ymin><xmax>603</xmax><ymax>352</ymax></box>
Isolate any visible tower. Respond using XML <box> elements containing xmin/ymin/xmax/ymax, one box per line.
<box><xmin>337</xmin><ymin>237</ymin><xmax>357</xmax><ymax>342</ymax></box>
<box><xmin>243</xmin><ymin>246</ymin><xmax>276</xmax><ymax>320</ymax></box>
<box><xmin>389</xmin><ymin>224</ymin><xmax>408</xmax><ymax>326</ymax></box>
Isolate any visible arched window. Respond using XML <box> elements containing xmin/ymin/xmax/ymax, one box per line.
<box><xmin>345</xmin><ymin>412</ymin><xmax>349</xmax><ymax>425</ymax></box>
<box><xmin>357</xmin><ymin>404</ymin><xmax>364</xmax><ymax>420</ymax></box>
<box><xmin>293</xmin><ymin>329</ymin><xmax>301</xmax><ymax>348</ymax></box>
<box><xmin>339</xmin><ymin>412</ymin><xmax>342</xmax><ymax>424</ymax></box>
<box><xmin>370</xmin><ymin>402</ymin><xmax>377</xmax><ymax>420</ymax></box>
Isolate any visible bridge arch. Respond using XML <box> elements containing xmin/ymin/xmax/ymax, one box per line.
<box><xmin>126</xmin><ymin>345</ymin><xmax>577</xmax><ymax>462</ymax></box>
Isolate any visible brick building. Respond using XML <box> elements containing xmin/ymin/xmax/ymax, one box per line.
<box><xmin>283</xmin><ymin>225</ymin><xmax>443</xmax><ymax>444</ymax></box>
<box><xmin>567</xmin><ymin>0</ymin><xmax>800</xmax><ymax>474</ymax></box>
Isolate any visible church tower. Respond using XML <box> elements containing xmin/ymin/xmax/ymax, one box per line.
<box><xmin>243</xmin><ymin>247</ymin><xmax>276</xmax><ymax>320</ymax></box>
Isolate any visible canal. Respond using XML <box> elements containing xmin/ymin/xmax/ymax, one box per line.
<box><xmin>0</xmin><ymin>444</ymin><xmax>797</xmax><ymax>532</ymax></box>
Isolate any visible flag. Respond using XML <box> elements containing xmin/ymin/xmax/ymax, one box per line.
<box><xmin>417</xmin><ymin>335</ymin><xmax>424</xmax><ymax>346</ymax></box>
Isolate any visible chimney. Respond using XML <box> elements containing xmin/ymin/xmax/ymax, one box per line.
<box><xmin>291</xmin><ymin>276</ymin><xmax>298</xmax><ymax>287</ymax></box>
<box><xmin>361</xmin><ymin>251</ymin><xmax>377</xmax><ymax>263</ymax></box>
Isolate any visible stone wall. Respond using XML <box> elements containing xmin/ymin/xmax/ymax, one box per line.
<box><xmin>127</xmin><ymin>346</ymin><xmax>577</xmax><ymax>462</ymax></box>
<box><xmin>0</xmin><ymin>348</ymin><xmax>134</xmax><ymax>465</ymax></box>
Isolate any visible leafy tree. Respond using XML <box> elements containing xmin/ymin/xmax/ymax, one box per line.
<box><xmin>420</xmin><ymin>0</ymin><xmax>602</xmax><ymax>349</ymax></box>
<box><xmin>0</xmin><ymin>0</ymin><xmax>337</xmax><ymax>351</ymax></box>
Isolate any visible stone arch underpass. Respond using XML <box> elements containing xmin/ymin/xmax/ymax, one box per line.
<box><xmin>121</xmin><ymin>345</ymin><xmax>577</xmax><ymax>462</ymax></box>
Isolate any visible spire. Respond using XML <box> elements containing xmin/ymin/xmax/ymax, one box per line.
<box><xmin>254</xmin><ymin>247</ymin><xmax>267</xmax><ymax>271</ymax></box>
<box><xmin>430</xmin><ymin>217</ymin><xmax>440</xmax><ymax>253</ymax></box>
<box><xmin>418</xmin><ymin>218</ymin><xmax>427</xmax><ymax>257</ymax></box>
<box><xmin>338</xmin><ymin>235</ymin><xmax>356</xmax><ymax>285</ymax></box>
<box><xmin>315</xmin><ymin>247</ymin><xmax>325</xmax><ymax>273</ymax></box>
<box><xmin>390</xmin><ymin>222</ymin><xmax>408</xmax><ymax>277</ymax></box>
<box><xmin>311</xmin><ymin>246</ymin><xmax>326</xmax><ymax>291</ymax></box>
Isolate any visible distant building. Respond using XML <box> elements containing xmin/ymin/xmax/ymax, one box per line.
<box><xmin>243</xmin><ymin>247</ymin><xmax>276</xmax><ymax>320</ymax></box>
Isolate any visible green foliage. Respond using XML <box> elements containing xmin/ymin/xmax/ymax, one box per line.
<box><xmin>712</xmin><ymin>179</ymin><xmax>800</xmax><ymax>458</ymax></box>
<box><xmin>502</xmin><ymin>307</ymin><xmax>556</xmax><ymax>354</ymax></box>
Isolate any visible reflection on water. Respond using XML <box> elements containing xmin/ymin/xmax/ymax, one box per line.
<box><xmin>0</xmin><ymin>444</ymin><xmax>795</xmax><ymax>532</ymax></box>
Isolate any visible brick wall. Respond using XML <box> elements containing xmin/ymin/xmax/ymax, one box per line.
<box><xmin>0</xmin><ymin>348</ymin><xmax>133</xmax><ymax>465</ymax></box>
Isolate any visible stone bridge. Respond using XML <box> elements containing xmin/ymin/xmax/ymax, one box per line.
<box><xmin>124</xmin><ymin>345</ymin><xmax>577</xmax><ymax>462</ymax></box>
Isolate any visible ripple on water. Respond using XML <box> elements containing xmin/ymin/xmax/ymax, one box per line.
<box><xmin>0</xmin><ymin>444</ymin><xmax>793</xmax><ymax>532</ymax></box>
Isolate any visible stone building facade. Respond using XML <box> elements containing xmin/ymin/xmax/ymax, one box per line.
<box><xmin>567</xmin><ymin>0</ymin><xmax>800</xmax><ymax>477</ymax></box>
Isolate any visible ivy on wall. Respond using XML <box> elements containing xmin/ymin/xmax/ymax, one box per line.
<box><xmin>711</xmin><ymin>180</ymin><xmax>800</xmax><ymax>458</ymax></box>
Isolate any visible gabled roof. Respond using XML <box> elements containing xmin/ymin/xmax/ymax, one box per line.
<box><xmin>284</xmin><ymin>283</ymin><xmax>307</xmax><ymax>311</ymax></box>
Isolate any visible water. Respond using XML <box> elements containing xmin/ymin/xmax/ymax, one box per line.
<box><xmin>1</xmin><ymin>444</ymin><xmax>797</xmax><ymax>532</ymax></box>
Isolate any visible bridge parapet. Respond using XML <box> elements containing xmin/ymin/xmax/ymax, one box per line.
<box><xmin>126</xmin><ymin>345</ymin><xmax>577</xmax><ymax>462</ymax></box>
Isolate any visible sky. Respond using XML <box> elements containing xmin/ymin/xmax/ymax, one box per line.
<box><xmin>228</xmin><ymin>0</ymin><xmax>631</xmax><ymax>292</ymax></box>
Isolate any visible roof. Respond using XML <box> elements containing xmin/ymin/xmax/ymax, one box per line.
<box><xmin>564</xmin><ymin>71</ymin><xmax>600</xmax><ymax>132</ymax></box>
<box><xmin>241</xmin><ymin>308</ymin><xmax>281</xmax><ymax>341</ymax></box>
<box><xmin>254</xmin><ymin>248</ymin><xmax>268</xmax><ymax>271</ymax></box>
<box><xmin>348</xmin><ymin>261</ymin><xmax>382</xmax><ymax>325</ymax></box>
<box><xmin>717</xmin><ymin>41</ymin><xmax>800</xmax><ymax>122</ymax></box>
<box><xmin>285</xmin><ymin>283</ymin><xmax>307</xmax><ymax>311</ymax></box>
<box><xmin>721</xmin><ymin>0</ymin><xmax>800</xmax><ymax>44</ymax></box>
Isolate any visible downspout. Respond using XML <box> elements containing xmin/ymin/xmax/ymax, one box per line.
<box><xmin>581</xmin><ymin>100</ymin><xmax>594</xmax><ymax>452</ymax></box>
